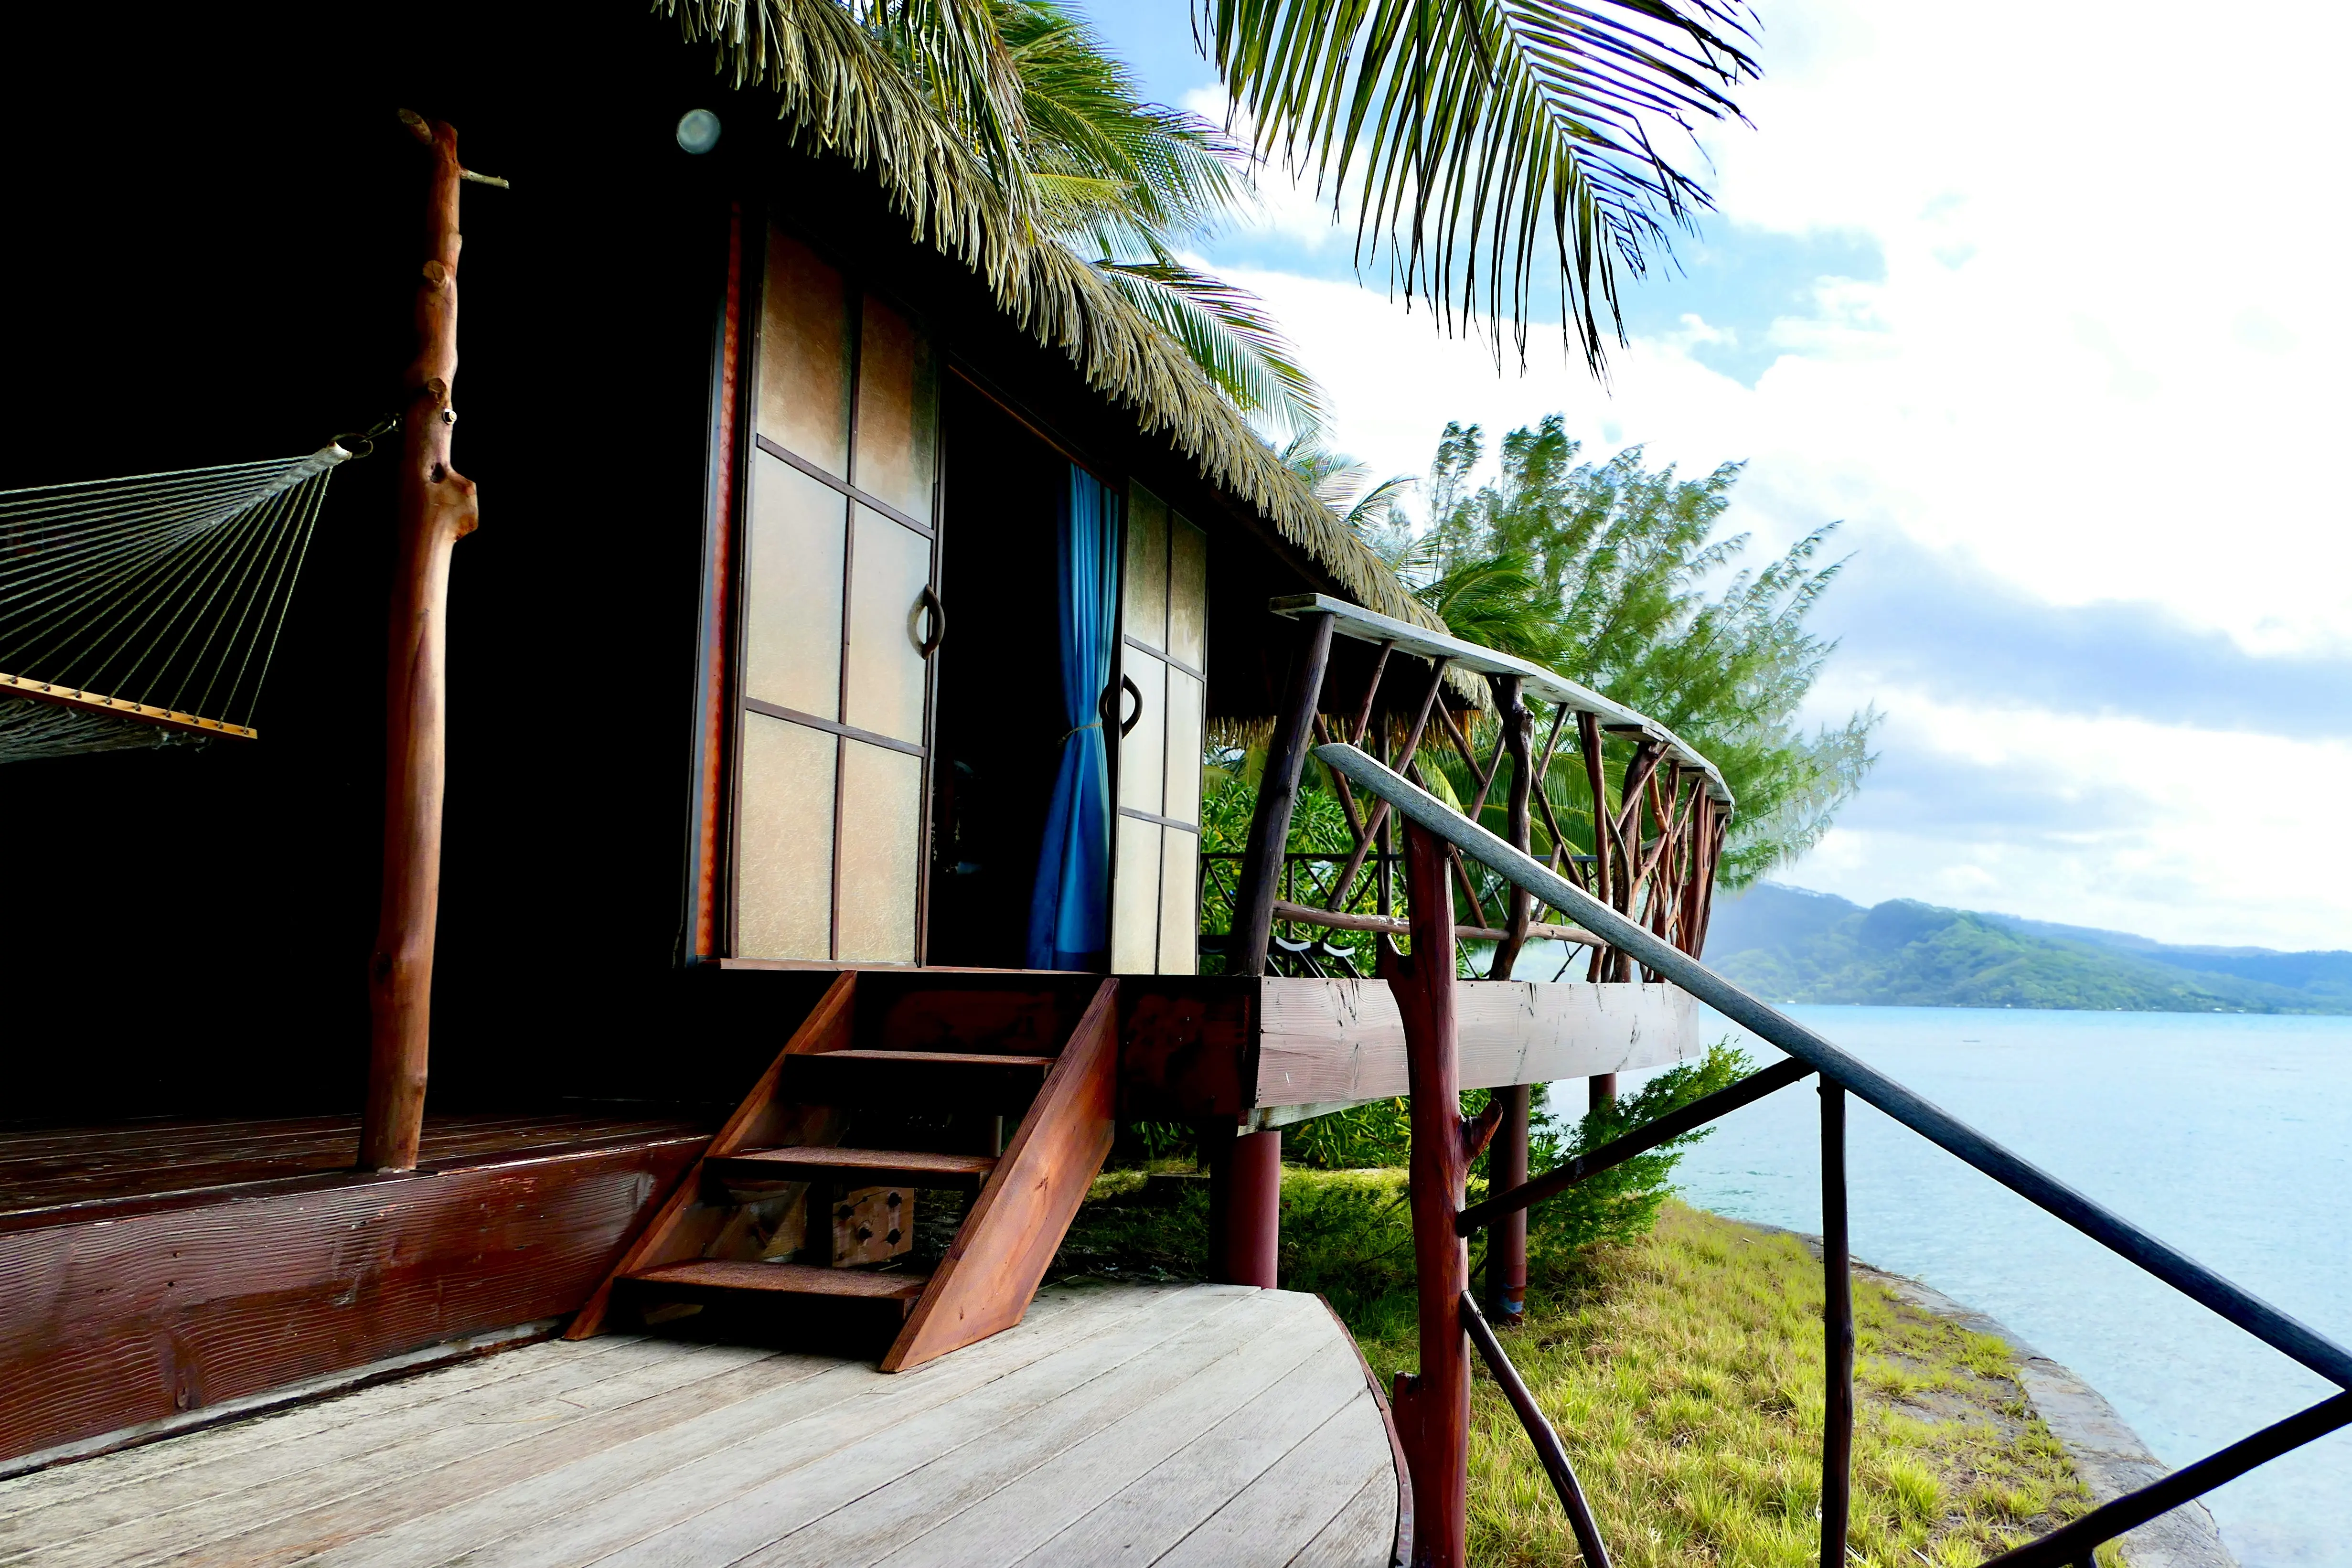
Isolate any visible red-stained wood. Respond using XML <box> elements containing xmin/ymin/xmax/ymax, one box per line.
<box><xmin>0</xmin><ymin>1134</ymin><xmax>701</xmax><ymax>1466</ymax></box>
<box><xmin>863</xmin><ymin>976</ymin><xmax>1097</xmax><ymax>1056</ymax></box>
<box><xmin>1380</xmin><ymin>822</ymin><xmax>1471</xmax><ymax>1568</ymax></box>
<box><xmin>708</xmin><ymin>1146</ymin><xmax>996</xmax><ymax>1191</ymax></box>
<box><xmin>881</xmin><ymin>980</ymin><xmax>1121</xmax><ymax>1372</ymax></box>
<box><xmin>1117</xmin><ymin>979</ymin><xmax>1257</xmax><ymax>1120</ymax></box>
<box><xmin>361</xmin><ymin>115</ymin><xmax>485</xmax><ymax>1173</ymax></box>
<box><xmin>630</xmin><ymin>1259</ymin><xmax>929</xmax><ymax>1303</ymax></box>
<box><xmin>565</xmin><ymin>973</ymin><xmax>859</xmax><ymax>1340</ymax></box>
<box><xmin>781</xmin><ymin>1050</ymin><xmax>1058</xmax><ymax>1110</ymax></box>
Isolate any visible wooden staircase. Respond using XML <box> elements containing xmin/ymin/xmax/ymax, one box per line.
<box><xmin>566</xmin><ymin>972</ymin><xmax>1119</xmax><ymax>1372</ymax></box>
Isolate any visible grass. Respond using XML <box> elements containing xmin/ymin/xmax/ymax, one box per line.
<box><xmin>1055</xmin><ymin>1170</ymin><xmax>2113</xmax><ymax>1567</ymax></box>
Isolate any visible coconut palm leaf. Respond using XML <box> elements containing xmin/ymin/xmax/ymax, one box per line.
<box><xmin>1201</xmin><ymin>0</ymin><xmax>1758</xmax><ymax>371</ymax></box>
<box><xmin>1098</xmin><ymin>260</ymin><xmax>1327</xmax><ymax>440</ymax></box>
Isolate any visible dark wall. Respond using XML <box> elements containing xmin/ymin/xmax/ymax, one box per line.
<box><xmin>0</xmin><ymin>6</ymin><xmax>1355</xmax><ymax>1123</ymax></box>
<box><xmin>0</xmin><ymin>6</ymin><xmax>748</xmax><ymax>1116</ymax></box>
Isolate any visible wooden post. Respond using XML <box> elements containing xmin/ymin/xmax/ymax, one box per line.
<box><xmin>1231</xmin><ymin>611</ymin><xmax>1335</xmax><ymax>977</ymax></box>
<box><xmin>1486</xmin><ymin>1082</ymin><xmax>1529</xmax><ymax>1325</ymax></box>
<box><xmin>1820</xmin><ymin>1081</ymin><xmax>1856</xmax><ymax>1560</ymax></box>
<box><xmin>359</xmin><ymin>115</ymin><xmax>482</xmax><ymax>1173</ymax></box>
<box><xmin>1206</xmin><ymin>1121</ymin><xmax>1283</xmax><ymax>1287</ymax></box>
<box><xmin>1382</xmin><ymin>821</ymin><xmax>1469</xmax><ymax>1568</ymax></box>
<box><xmin>1485</xmin><ymin>675</ymin><xmax>1534</xmax><ymax>980</ymax></box>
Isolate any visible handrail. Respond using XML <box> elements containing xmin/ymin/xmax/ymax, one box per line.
<box><xmin>1315</xmin><ymin>736</ymin><xmax>2352</xmax><ymax>1565</ymax></box>
<box><xmin>1272</xmin><ymin>593</ymin><xmax>1732</xmax><ymax>805</ymax></box>
<box><xmin>1316</xmin><ymin>739</ymin><xmax>2352</xmax><ymax>1394</ymax></box>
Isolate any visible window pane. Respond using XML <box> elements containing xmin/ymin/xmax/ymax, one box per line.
<box><xmin>744</xmin><ymin>453</ymin><xmax>846</xmax><ymax>720</ymax></box>
<box><xmin>844</xmin><ymin>505</ymin><xmax>931</xmax><ymax>746</ymax></box>
<box><xmin>1123</xmin><ymin>484</ymin><xmax>1168</xmax><ymax>652</ymax></box>
<box><xmin>738</xmin><ymin>713</ymin><xmax>835</xmax><ymax>960</ymax></box>
<box><xmin>852</xmin><ymin>297</ymin><xmax>939</xmax><ymax>523</ymax></box>
<box><xmin>1117</xmin><ymin>654</ymin><xmax>1165</xmax><ymax>816</ymax></box>
<box><xmin>1168</xmin><ymin>512</ymin><xmax>1208</xmax><ymax>670</ymax></box>
<box><xmin>836</xmin><ymin>740</ymin><xmax>923</xmax><ymax>963</ymax></box>
<box><xmin>1111</xmin><ymin>816</ymin><xmax>1161</xmax><ymax>974</ymax></box>
<box><xmin>758</xmin><ymin>229</ymin><xmax>853</xmax><ymax>477</ymax></box>
<box><xmin>1157</xmin><ymin>826</ymin><xmax>1197</xmax><ymax>975</ymax></box>
<box><xmin>1163</xmin><ymin>666</ymin><xmax>1203</xmax><ymax>828</ymax></box>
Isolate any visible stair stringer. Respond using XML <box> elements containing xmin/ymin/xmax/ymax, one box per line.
<box><xmin>880</xmin><ymin>978</ymin><xmax>1120</xmax><ymax>1372</ymax></box>
<box><xmin>565</xmin><ymin>971</ymin><xmax>857</xmax><ymax>1340</ymax></box>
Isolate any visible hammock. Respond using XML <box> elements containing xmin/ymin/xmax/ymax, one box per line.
<box><xmin>0</xmin><ymin>433</ymin><xmax>373</xmax><ymax>765</ymax></box>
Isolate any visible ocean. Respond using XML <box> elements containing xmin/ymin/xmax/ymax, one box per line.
<box><xmin>1590</xmin><ymin>1006</ymin><xmax>2351</xmax><ymax>1565</ymax></box>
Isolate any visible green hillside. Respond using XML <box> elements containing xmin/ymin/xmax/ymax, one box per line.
<box><xmin>1704</xmin><ymin>887</ymin><xmax>2352</xmax><ymax>1013</ymax></box>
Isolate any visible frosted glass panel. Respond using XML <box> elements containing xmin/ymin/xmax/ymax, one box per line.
<box><xmin>744</xmin><ymin>453</ymin><xmax>846</xmax><ymax>720</ymax></box>
<box><xmin>1163</xmin><ymin>666</ymin><xmax>1204</xmax><ymax>828</ymax></box>
<box><xmin>1123</xmin><ymin>485</ymin><xmax>1168</xmax><ymax>651</ymax></box>
<box><xmin>1117</xmin><ymin>655</ymin><xmax>1165</xmax><ymax>815</ymax></box>
<box><xmin>738</xmin><ymin>714</ymin><xmax>836</xmax><ymax>960</ymax></box>
<box><xmin>853</xmin><ymin>297</ymin><xmax>939</xmax><ymax>523</ymax></box>
<box><xmin>1168</xmin><ymin>513</ymin><xmax>1208</xmax><ymax>670</ymax></box>
<box><xmin>1157</xmin><ymin>826</ymin><xmax>1197</xmax><ymax>974</ymax></box>
<box><xmin>1111</xmin><ymin>816</ymin><xmax>1161</xmax><ymax>974</ymax></box>
<box><xmin>836</xmin><ymin>741</ymin><xmax>923</xmax><ymax>963</ymax></box>
<box><xmin>759</xmin><ymin>229</ymin><xmax>852</xmax><ymax>477</ymax></box>
<box><xmin>845</xmin><ymin>506</ymin><xmax>932</xmax><ymax>745</ymax></box>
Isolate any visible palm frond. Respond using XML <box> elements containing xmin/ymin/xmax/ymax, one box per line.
<box><xmin>1098</xmin><ymin>261</ymin><xmax>1326</xmax><ymax>439</ymax></box>
<box><xmin>1201</xmin><ymin>0</ymin><xmax>1759</xmax><ymax>372</ymax></box>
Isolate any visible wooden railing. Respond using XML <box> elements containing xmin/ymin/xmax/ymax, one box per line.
<box><xmin>1318</xmin><ymin>739</ymin><xmax>2352</xmax><ymax>1568</ymax></box>
<box><xmin>1220</xmin><ymin>597</ymin><xmax>1730</xmax><ymax>986</ymax></box>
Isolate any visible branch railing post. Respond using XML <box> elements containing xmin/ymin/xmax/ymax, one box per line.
<box><xmin>1820</xmin><ymin>1082</ymin><xmax>1854</xmax><ymax>1562</ymax></box>
<box><xmin>1232</xmin><ymin>610</ymin><xmax>1334</xmax><ymax>978</ymax></box>
<box><xmin>1383</xmin><ymin>820</ymin><xmax>1470</xmax><ymax>1568</ymax></box>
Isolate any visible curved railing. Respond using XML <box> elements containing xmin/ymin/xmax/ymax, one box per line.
<box><xmin>1213</xmin><ymin>597</ymin><xmax>1732</xmax><ymax>982</ymax></box>
<box><xmin>1315</xmin><ymin>739</ymin><xmax>2352</xmax><ymax>1568</ymax></box>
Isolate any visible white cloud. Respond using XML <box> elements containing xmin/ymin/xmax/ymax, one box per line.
<box><xmin>1176</xmin><ymin>0</ymin><xmax>2352</xmax><ymax>948</ymax></box>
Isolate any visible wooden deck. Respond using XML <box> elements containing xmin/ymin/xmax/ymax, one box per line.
<box><xmin>0</xmin><ymin>1282</ymin><xmax>1404</xmax><ymax>1568</ymax></box>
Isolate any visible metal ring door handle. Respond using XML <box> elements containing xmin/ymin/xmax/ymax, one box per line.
<box><xmin>1098</xmin><ymin>673</ymin><xmax>1143</xmax><ymax>737</ymax></box>
<box><xmin>916</xmin><ymin>586</ymin><xmax>946</xmax><ymax>657</ymax></box>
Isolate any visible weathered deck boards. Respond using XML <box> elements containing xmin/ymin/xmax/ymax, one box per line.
<box><xmin>0</xmin><ymin>1284</ymin><xmax>1401</xmax><ymax>1568</ymax></box>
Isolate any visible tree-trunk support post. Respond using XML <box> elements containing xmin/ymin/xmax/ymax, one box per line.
<box><xmin>1212</xmin><ymin>610</ymin><xmax>1332</xmax><ymax>1279</ymax></box>
<box><xmin>360</xmin><ymin>114</ymin><xmax>482</xmax><ymax>1173</ymax></box>
<box><xmin>1481</xmin><ymin>675</ymin><xmax>1535</xmax><ymax>1325</ymax></box>
<box><xmin>1383</xmin><ymin>821</ymin><xmax>1469</xmax><ymax>1568</ymax></box>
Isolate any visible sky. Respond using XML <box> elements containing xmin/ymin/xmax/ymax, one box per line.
<box><xmin>1087</xmin><ymin>1</ymin><xmax>2352</xmax><ymax>954</ymax></box>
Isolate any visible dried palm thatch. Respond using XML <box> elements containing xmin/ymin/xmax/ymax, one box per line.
<box><xmin>662</xmin><ymin>0</ymin><xmax>1454</xmax><ymax>637</ymax></box>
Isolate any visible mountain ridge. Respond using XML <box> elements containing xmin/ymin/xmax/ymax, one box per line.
<box><xmin>1701</xmin><ymin>884</ymin><xmax>2352</xmax><ymax>1013</ymax></box>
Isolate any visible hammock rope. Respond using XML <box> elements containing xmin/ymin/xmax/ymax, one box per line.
<box><xmin>0</xmin><ymin>422</ymin><xmax>387</xmax><ymax>764</ymax></box>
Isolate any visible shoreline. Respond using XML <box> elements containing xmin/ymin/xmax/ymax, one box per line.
<box><xmin>1740</xmin><ymin>1217</ymin><xmax>2234</xmax><ymax>1568</ymax></box>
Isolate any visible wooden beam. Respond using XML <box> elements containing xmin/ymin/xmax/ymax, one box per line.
<box><xmin>1231</xmin><ymin>612</ymin><xmax>1335</xmax><ymax>978</ymax></box>
<box><xmin>361</xmin><ymin>115</ymin><xmax>485</xmax><ymax>1173</ymax></box>
<box><xmin>0</xmin><ymin>671</ymin><xmax>258</xmax><ymax>741</ymax></box>
<box><xmin>1486</xmin><ymin>675</ymin><xmax>1535</xmax><ymax>981</ymax></box>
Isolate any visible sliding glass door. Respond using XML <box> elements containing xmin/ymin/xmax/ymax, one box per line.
<box><xmin>733</xmin><ymin>225</ymin><xmax>941</xmax><ymax>963</ymax></box>
<box><xmin>1110</xmin><ymin>483</ymin><xmax>1208</xmax><ymax>974</ymax></box>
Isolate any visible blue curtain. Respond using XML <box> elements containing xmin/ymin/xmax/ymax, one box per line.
<box><xmin>1027</xmin><ymin>466</ymin><xmax>1120</xmax><ymax>970</ymax></box>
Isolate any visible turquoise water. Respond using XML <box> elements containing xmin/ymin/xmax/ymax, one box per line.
<box><xmin>1592</xmin><ymin>1006</ymin><xmax>2351</xmax><ymax>1565</ymax></box>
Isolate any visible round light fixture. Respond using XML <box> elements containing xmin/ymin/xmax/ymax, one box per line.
<box><xmin>675</xmin><ymin>109</ymin><xmax>723</xmax><ymax>156</ymax></box>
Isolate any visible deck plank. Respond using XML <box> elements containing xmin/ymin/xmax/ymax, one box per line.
<box><xmin>0</xmin><ymin>1284</ymin><xmax>1394</xmax><ymax>1568</ymax></box>
<box><xmin>1285</xmin><ymin>1472</ymin><xmax>1398</xmax><ymax>1568</ymax></box>
<box><xmin>1011</xmin><ymin>1338</ymin><xmax>1370</xmax><ymax>1566</ymax></box>
<box><xmin>868</xmin><ymin>1295</ymin><xmax>1341</xmax><ymax>1568</ymax></box>
<box><xmin>1149</xmin><ymin>1392</ymin><xmax>1395</xmax><ymax>1568</ymax></box>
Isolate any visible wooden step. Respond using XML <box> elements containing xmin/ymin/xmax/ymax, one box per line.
<box><xmin>627</xmin><ymin>1259</ymin><xmax>930</xmax><ymax>1305</ymax></box>
<box><xmin>707</xmin><ymin>1146</ymin><xmax>998</xmax><ymax>1192</ymax></box>
<box><xmin>782</xmin><ymin>1049</ymin><xmax>1057</xmax><ymax>1110</ymax></box>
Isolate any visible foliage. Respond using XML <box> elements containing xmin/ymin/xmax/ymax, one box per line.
<box><xmin>1411</xmin><ymin>418</ymin><xmax>1877</xmax><ymax>887</ymax></box>
<box><xmin>1285</xmin><ymin>1044</ymin><xmax>1752</xmax><ymax>1263</ymax></box>
<box><xmin>1200</xmin><ymin>0</ymin><xmax>1759</xmax><ymax>373</ymax></box>
<box><xmin>1715</xmin><ymin>894</ymin><xmax>2352</xmax><ymax>1013</ymax></box>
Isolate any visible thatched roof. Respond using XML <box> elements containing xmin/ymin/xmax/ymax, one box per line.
<box><xmin>665</xmin><ymin>0</ymin><xmax>1452</xmax><ymax>636</ymax></box>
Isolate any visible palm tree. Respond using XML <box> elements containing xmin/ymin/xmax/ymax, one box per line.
<box><xmin>1199</xmin><ymin>0</ymin><xmax>1759</xmax><ymax>372</ymax></box>
<box><xmin>671</xmin><ymin>0</ymin><xmax>1325</xmax><ymax>437</ymax></box>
